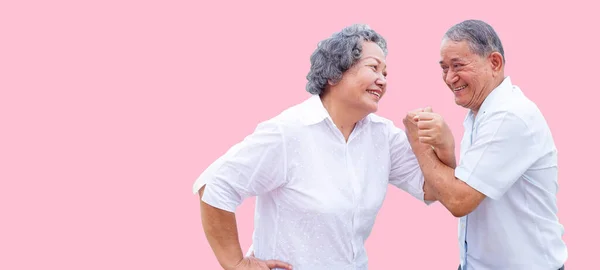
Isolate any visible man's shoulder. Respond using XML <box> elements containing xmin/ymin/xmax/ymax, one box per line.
<box><xmin>481</xmin><ymin>89</ymin><xmax>553</xmax><ymax>143</ymax></box>
<box><xmin>513</xmin><ymin>99</ymin><xmax>545</xmax><ymax>125</ymax></box>
<box><xmin>486</xmin><ymin>87</ymin><xmax>544</xmax><ymax>126</ymax></box>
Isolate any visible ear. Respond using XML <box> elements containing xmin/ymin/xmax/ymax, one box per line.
<box><xmin>489</xmin><ymin>52</ymin><xmax>504</xmax><ymax>74</ymax></box>
<box><xmin>327</xmin><ymin>79</ymin><xmax>338</xmax><ymax>86</ymax></box>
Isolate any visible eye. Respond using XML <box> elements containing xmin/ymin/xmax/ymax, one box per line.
<box><xmin>369</xmin><ymin>65</ymin><xmax>378</xmax><ymax>71</ymax></box>
<box><xmin>453</xmin><ymin>63</ymin><xmax>464</xmax><ymax>69</ymax></box>
<box><xmin>441</xmin><ymin>66</ymin><xmax>448</xmax><ymax>73</ymax></box>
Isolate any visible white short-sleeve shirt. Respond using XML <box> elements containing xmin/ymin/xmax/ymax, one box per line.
<box><xmin>455</xmin><ymin>77</ymin><xmax>568</xmax><ymax>270</ymax></box>
<box><xmin>193</xmin><ymin>95</ymin><xmax>428</xmax><ymax>270</ymax></box>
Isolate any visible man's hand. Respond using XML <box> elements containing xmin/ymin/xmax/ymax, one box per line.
<box><xmin>404</xmin><ymin>107</ymin><xmax>456</xmax><ymax>168</ymax></box>
<box><xmin>228</xmin><ymin>256</ymin><xmax>293</xmax><ymax>270</ymax></box>
<box><xmin>413</xmin><ymin>108</ymin><xmax>454</xmax><ymax>151</ymax></box>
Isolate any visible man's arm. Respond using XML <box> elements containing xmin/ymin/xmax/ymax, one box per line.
<box><xmin>410</xmin><ymin>144</ymin><xmax>485</xmax><ymax>217</ymax></box>
<box><xmin>410</xmin><ymin>108</ymin><xmax>457</xmax><ymax>169</ymax></box>
<box><xmin>404</xmin><ymin>108</ymin><xmax>456</xmax><ymax>201</ymax></box>
<box><xmin>402</xmin><ymin>111</ymin><xmax>484</xmax><ymax>216</ymax></box>
<box><xmin>405</xmin><ymin>110</ymin><xmax>540</xmax><ymax>217</ymax></box>
<box><xmin>433</xmin><ymin>146</ymin><xmax>456</xmax><ymax>169</ymax></box>
<box><xmin>419</xmin><ymin>143</ymin><xmax>456</xmax><ymax>202</ymax></box>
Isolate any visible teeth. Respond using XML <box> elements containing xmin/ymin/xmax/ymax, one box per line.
<box><xmin>454</xmin><ymin>85</ymin><xmax>467</xmax><ymax>91</ymax></box>
<box><xmin>367</xmin><ymin>90</ymin><xmax>381</xmax><ymax>97</ymax></box>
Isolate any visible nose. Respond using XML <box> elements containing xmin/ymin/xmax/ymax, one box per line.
<box><xmin>445</xmin><ymin>69</ymin><xmax>458</xmax><ymax>86</ymax></box>
<box><xmin>376</xmin><ymin>74</ymin><xmax>387</xmax><ymax>89</ymax></box>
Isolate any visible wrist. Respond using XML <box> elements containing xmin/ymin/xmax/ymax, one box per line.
<box><xmin>223</xmin><ymin>257</ymin><xmax>244</xmax><ymax>270</ymax></box>
<box><xmin>434</xmin><ymin>140</ymin><xmax>454</xmax><ymax>152</ymax></box>
<box><xmin>216</xmin><ymin>247</ymin><xmax>244</xmax><ymax>270</ymax></box>
<box><xmin>432</xmin><ymin>142</ymin><xmax>457</xmax><ymax>169</ymax></box>
<box><xmin>410</xmin><ymin>141</ymin><xmax>434</xmax><ymax>156</ymax></box>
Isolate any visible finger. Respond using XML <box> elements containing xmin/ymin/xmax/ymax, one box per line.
<box><xmin>418</xmin><ymin>130</ymin><xmax>435</xmax><ymax>141</ymax></box>
<box><xmin>404</xmin><ymin>115</ymin><xmax>418</xmax><ymax>124</ymax></box>
<box><xmin>403</xmin><ymin>118</ymin><xmax>417</xmax><ymax>126</ymax></box>
<box><xmin>415</xmin><ymin>112</ymin><xmax>437</xmax><ymax>121</ymax></box>
<box><xmin>423</xmin><ymin>106</ymin><xmax>433</xmax><ymax>112</ymax></box>
<box><xmin>265</xmin><ymin>260</ymin><xmax>293</xmax><ymax>270</ymax></box>
<box><xmin>409</xmin><ymin>108</ymin><xmax>423</xmax><ymax>113</ymax></box>
<box><xmin>419</xmin><ymin>136</ymin><xmax>435</xmax><ymax>145</ymax></box>
<box><xmin>417</xmin><ymin>120</ymin><xmax>436</xmax><ymax>130</ymax></box>
<box><xmin>407</xmin><ymin>109</ymin><xmax>422</xmax><ymax>119</ymax></box>
<box><xmin>418</xmin><ymin>129</ymin><xmax>434</xmax><ymax>138</ymax></box>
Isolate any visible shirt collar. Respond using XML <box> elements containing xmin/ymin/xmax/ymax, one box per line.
<box><xmin>300</xmin><ymin>94</ymin><xmax>370</xmax><ymax>127</ymax></box>
<box><xmin>299</xmin><ymin>95</ymin><xmax>332</xmax><ymax>125</ymax></box>
<box><xmin>466</xmin><ymin>76</ymin><xmax>514</xmax><ymax>122</ymax></box>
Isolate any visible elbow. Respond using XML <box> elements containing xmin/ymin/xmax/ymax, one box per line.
<box><xmin>447</xmin><ymin>197</ymin><xmax>475</xmax><ymax>218</ymax></box>
<box><xmin>423</xmin><ymin>191</ymin><xmax>436</xmax><ymax>202</ymax></box>
<box><xmin>450</xmin><ymin>208</ymin><xmax>469</xmax><ymax>218</ymax></box>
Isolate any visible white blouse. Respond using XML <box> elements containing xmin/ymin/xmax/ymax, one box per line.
<box><xmin>194</xmin><ymin>95</ymin><xmax>428</xmax><ymax>269</ymax></box>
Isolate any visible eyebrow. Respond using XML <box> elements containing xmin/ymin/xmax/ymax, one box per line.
<box><xmin>439</xmin><ymin>57</ymin><xmax>464</xmax><ymax>65</ymax></box>
<box><xmin>363</xmin><ymin>56</ymin><xmax>386</xmax><ymax>67</ymax></box>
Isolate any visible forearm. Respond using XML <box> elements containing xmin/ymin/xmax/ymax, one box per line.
<box><xmin>433</xmin><ymin>144</ymin><xmax>456</xmax><ymax>169</ymax></box>
<box><xmin>199</xmin><ymin>186</ymin><xmax>244</xmax><ymax>269</ymax></box>
<box><xmin>412</xmin><ymin>145</ymin><xmax>474</xmax><ymax>216</ymax></box>
<box><xmin>423</xmin><ymin>178</ymin><xmax>437</xmax><ymax>201</ymax></box>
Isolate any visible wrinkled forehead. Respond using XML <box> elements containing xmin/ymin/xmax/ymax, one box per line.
<box><xmin>439</xmin><ymin>39</ymin><xmax>476</xmax><ymax>63</ymax></box>
<box><xmin>361</xmin><ymin>41</ymin><xmax>386</xmax><ymax>60</ymax></box>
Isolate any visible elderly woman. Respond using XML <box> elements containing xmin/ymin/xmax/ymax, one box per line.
<box><xmin>194</xmin><ymin>24</ymin><xmax>453</xmax><ymax>270</ymax></box>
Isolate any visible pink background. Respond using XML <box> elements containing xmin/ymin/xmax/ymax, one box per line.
<box><xmin>1</xmin><ymin>0</ymin><xmax>596</xmax><ymax>269</ymax></box>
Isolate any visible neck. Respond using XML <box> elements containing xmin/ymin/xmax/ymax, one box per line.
<box><xmin>320</xmin><ymin>94</ymin><xmax>366</xmax><ymax>141</ymax></box>
<box><xmin>471</xmin><ymin>75</ymin><xmax>505</xmax><ymax>118</ymax></box>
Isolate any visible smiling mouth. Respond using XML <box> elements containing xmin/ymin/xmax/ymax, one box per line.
<box><xmin>453</xmin><ymin>85</ymin><xmax>467</xmax><ymax>92</ymax></box>
<box><xmin>366</xmin><ymin>90</ymin><xmax>381</xmax><ymax>98</ymax></box>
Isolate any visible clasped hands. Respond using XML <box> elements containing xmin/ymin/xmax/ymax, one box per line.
<box><xmin>402</xmin><ymin>107</ymin><xmax>454</xmax><ymax>153</ymax></box>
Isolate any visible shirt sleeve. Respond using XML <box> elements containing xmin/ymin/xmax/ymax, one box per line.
<box><xmin>192</xmin><ymin>120</ymin><xmax>287</xmax><ymax>212</ymax></box>
<box><xmin>387</xmin><ymin>124</ymin><xmax>430</xmax><ymax>204</ymax></box>
<box><xmin>455</xmin><ymin>111</ymin><xmax>538</xmax><ymax>200</ymax></box>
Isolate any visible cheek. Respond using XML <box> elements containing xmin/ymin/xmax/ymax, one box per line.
<box><xmin>362</xmin><ymin>69</ymin><xmax>379</xmax><ymax>81</ymax></box>
<box><xmin>462</xmin><ymin>67</ymin><xmax>482</xmax><ymax>83</ymax></box>
<box><xmin>352</xmin><ymin>75</ymin><xmax>375</xmax><ymax>93</ymax></box>
<box><xmin>458</xmin><ymin>71</ymin><xmax>473</xmax><ymax>84</ymax></box>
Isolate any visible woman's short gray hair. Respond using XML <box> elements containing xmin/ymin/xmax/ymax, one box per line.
<box><xmin>305</xmin><ymin>24</ymin><xmax>387</xmax><ymax>95</ymax></box>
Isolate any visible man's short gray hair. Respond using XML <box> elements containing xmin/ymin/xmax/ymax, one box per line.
<box><xmin>305</xmin><ymin>24</ymin><xmax>387</xmax><ymax>95</ymax></box>
<box><xmin>444</xmin><ymin>20</ymin><xmax>505</xmax><ymax>63</ymax></box>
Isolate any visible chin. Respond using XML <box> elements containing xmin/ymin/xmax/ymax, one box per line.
<box><xmin>358</xmin><ymin>95</ymin><xmax>380</xmax><ymax>114</ymax></box>
<box><xmin>364</xmin><ymin>102</ymin><xmax>379</xmax><ymax>114</ymax></box>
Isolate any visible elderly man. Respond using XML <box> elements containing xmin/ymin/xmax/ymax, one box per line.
<box><xmin>403</xmin><ymin>20</ymin><xmax>568</xmax><ymax>270</ymax></box>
